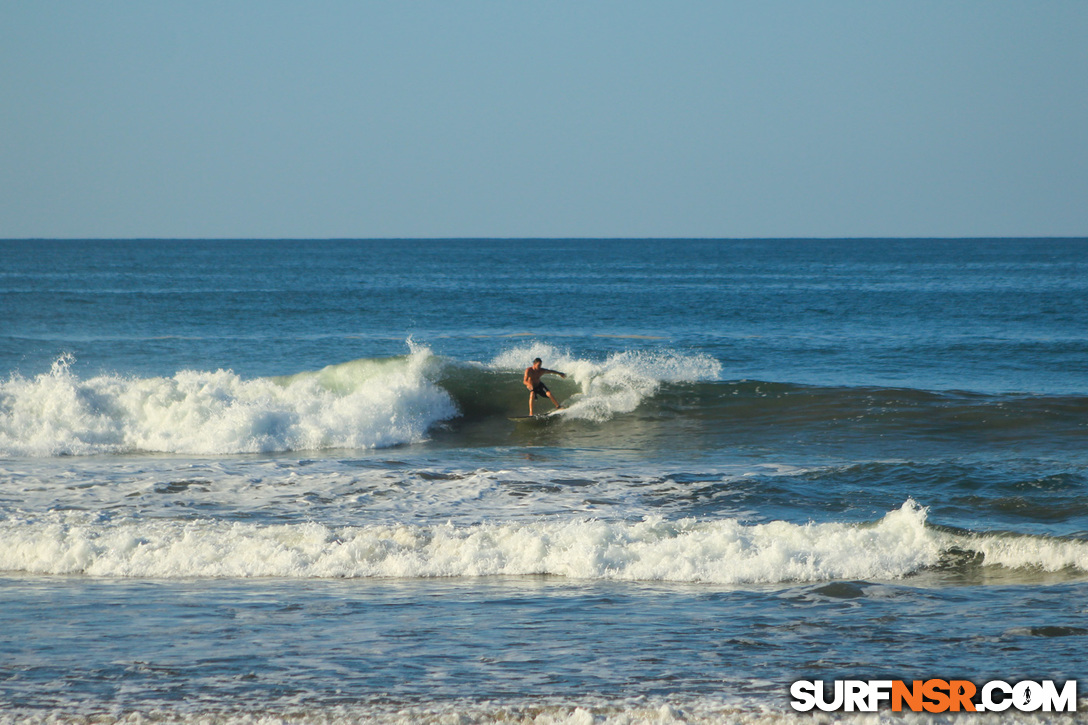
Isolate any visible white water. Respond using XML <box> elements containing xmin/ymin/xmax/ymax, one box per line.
<box><xmin>488</xmin><ymin>344</ymin><xmax>722</xmax><ymax>422</ymax></box>
<box><xmin>0</xmin><ymin>502</ymin><xmax>984</xmax><ymax>581</ymax></box>
<box><xmin>0</xmin><ymin>348</ymin><xmax>457</xmax><ymax>456</ymax></box>
<box><xmin>4</xmin><ymin>500</ymin><xmax>1081</xmax><ymax>583</ymax></box>
<box><xmin>0</xmin><ymin>345</ymin><xmax>723</xmax><ymax>456</ymax></box>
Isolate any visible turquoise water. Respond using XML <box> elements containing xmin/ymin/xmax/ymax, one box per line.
<box><xmin>1</xmin><ymin>239</ymin><xmax>1087</xmax><ymax>722</ymax></box>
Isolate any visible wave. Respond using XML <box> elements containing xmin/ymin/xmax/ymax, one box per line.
<box><xmin>0</xmin><ymin>346</ymin><xmax>456</xmax><ymax>456</ymax></box>
<box><xmin>0</xmin><ymin>344</ymin><xmax>721</xmax><ymax>457</ymax></box>
<box><xmin>2</xmin><ymin>343</ymin><xmax>1084</xmax><ymax>457</ymax></box>
<box><xmin>481</xmin><ymin>343</ymin><xmax>722</xmax><ymax>421</ymax></box>
<box><xmin>696</xmin><ymin>380</ymin><xmax>1088</xmax><ymax>430</ymax></box>
<box><xmin>447</xmin><ymin>348</ymin><xmax>1086</xmax><ymax>442</ymax></box>
<box><xmin>3</xmin><ymin>501</ymin><xmax>1085</xmax><ymax>583</ymax></box>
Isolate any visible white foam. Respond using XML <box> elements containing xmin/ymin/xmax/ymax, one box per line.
<box><xmin>0</xmin><ymin>457</ymin><xmax>778</xmax><ymax>530</ymax></box>
<box><xmin>0</xmin><ymin>348</ymin><xmax>457</xmax><ymax>456</ymax></box>
<box><xmin>0</xmin><ymin>501</ymin><xmax>940</xmax><ymax>582</ymax></box>
<box><xmin>960</xmin><ymin>530</ymin><xmax>1088</xmax><ymax>572</ymax></box>
<box><xmin>490</xmin><ymin>344</ymin><xmax>721</xmax><ymax>422</ymax></box>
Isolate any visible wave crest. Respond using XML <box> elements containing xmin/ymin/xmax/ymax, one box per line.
<box><xmin>488</xmin><ymin>344</ymin><xmax>722</xmax><ymax>422</ymax></box>
<box><xmin>0</xmin><ymin>501</ymin><xmax>941</xmax><ymax>583</ymax></box>
<box><xmin>0</xmin><ymin>347</ymin><xmax>456</xmax><ymax>456</ymax></box>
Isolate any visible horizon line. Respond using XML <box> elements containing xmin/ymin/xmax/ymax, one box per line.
<box><xmin>3</xmin><ymin>236</ymin><xmax>1087</xmax><ymax>242</ymax></box>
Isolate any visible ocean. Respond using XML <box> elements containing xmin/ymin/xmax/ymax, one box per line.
<box><xmin>1</xmin><ymin>238</ymin><xmax>1087</xmax><ymax>723</ymax></box>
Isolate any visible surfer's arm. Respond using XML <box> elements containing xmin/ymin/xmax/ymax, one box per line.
<box><xmin>544</xmin><ymin>369</ymin><xmax>566</xmax><ymax>378</ymax></box>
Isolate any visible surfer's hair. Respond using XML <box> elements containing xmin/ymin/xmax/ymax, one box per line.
<box><xmin>533</xmin><ymin>358</ymin><xmax>542</xmax><ymax>364</ymax></box>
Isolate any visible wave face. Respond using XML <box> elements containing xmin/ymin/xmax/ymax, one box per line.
<box><xmin>0</xmin><ymin>347</ymin><xmax>456</xmax><ymax>456</ymax></box>
<box><xmin>483</xmin><ymin>343</ymin><xmax>723</xmax><ymax>421</ymax></box>
<box><xmin>0</xmin><ymin>345</ymin><xmax>722</xmax><ymax>457</ymax></box>
<box><xmin>3</xmin><ymin>501</ymin><xmax>1084</xmax><ymax>582</ymax></box>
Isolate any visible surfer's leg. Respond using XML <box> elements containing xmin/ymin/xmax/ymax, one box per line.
<box><xmin>528</xmin><ymin>391</ymin><xmax>535</xmax><ymax>416</ymax></box>
<box><xmin>547</xmin><ymin>391</ymin><xmax>563</xmax><ymax>409</ymax></box>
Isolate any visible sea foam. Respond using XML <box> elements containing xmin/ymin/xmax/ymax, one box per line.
<box><xmin>4</xmin><ymin>501</ymin><xmax>1081</xmax><ymax>583</ymax></box>
<box><xmin>490</xmin><ymin>344</ymin><xmax>722</xmax><ymax>422</ymax></box>
<box><xmin>0</xmin><ymin>348</ymin><xmax>456</xmax><ymax>456</ymax></box>
<box><xmin>0</xmin><ymin>344</ymin><xmax>723</xmax><ymax>456</ymax></box>
<box><xmin>0</xmin><ymin>501</ymin><xmax>943</xmax><ymax>582</ymax></box>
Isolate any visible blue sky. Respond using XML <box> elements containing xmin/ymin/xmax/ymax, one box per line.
<box><xmin>2</xmin><ymin>1</ymin><xmax>1086</xmax><ymax>238</ymax></box>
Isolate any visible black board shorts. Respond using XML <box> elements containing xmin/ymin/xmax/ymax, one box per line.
<box><xmin>531</xmin><ymin>382</ymin><xmax>550</xmax><ymax>398</ymax></box>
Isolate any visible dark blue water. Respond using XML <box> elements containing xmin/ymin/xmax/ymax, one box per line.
<box><xmin>5</xmin><ymin>239</ymin><xmax>1086</xmax><ymax>391</ymax></box>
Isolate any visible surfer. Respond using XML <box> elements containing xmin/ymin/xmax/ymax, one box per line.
<box><xmin>524</xmin><ymin>358</ymin><xmax>565</xmax><ymax>416</ymax></box>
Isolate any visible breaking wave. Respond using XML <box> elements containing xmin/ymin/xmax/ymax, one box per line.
<box><xmin>487</xmin><ymin>343</ymin><xmax>722</xmax><ymax>422</ymax></box>
<box><xmin>0</xmin><ymin>344</ymin><xmax>722</xmax><ymax>457</ymax></box>
<box><xmin>3</xmin><ymin>342</ymin><xmax>1082</xmax><ymax>458</ymax></box>
<box><xmin>3</xmin><ymin>501</ymin><xmax>1083</xmax><ymax>583</ymax></box>
<box><xmin>0</xmin><ymin>346</ymin><xmax>456</xmax><ymax>456</ymax></box>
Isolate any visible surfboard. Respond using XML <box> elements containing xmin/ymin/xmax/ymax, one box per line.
<box><xmin>508</xmin><ymin>409</ymin><xmax>565</xmax><ymax>422</ymax></box>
